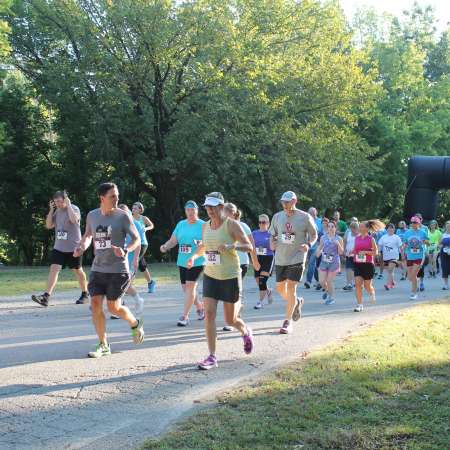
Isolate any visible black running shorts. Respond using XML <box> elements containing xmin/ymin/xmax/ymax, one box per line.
<box><xmin>203</xmin><ymin>274</ymin><xmax>242</xmax><ymax>303</ymax></box>
<box><xmin>179</xmin><ymin>266</ymin><xmax>203</xmax><ymax>284</ymax></box>
<box><xmin>275</xmin><ymin>263</ymin><xmax>304</xmax><ymax>283</ymax></box>
<box><xmin>50</xmin><ymin>249</ymin><xmax>82</xmax><ymax>270</ymax></box>
<box><xmin>88</xmin><ymin>272</ymin><xmax>131</xmax><ymax>301</ymax></box>
<box><xmin>353</xmin><ymin>263</ymin><xmax>375</xmax><ymax>281</ymax></box>
<box><xmin>254</xmin><ymin>255</ymin><xmax>274</xmax><ymax>277</ymax></box>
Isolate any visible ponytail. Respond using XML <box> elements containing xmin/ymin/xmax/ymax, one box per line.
<box><xmin>364</xmin><ymin>219</ymin><xmax>385</xmax><ymax>233</ymax></box>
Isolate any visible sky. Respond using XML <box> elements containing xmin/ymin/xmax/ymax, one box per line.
<box><xmin>340</xmin><ymin>0</ymin><xmax>450</xmax><ymax>33</ymax></box>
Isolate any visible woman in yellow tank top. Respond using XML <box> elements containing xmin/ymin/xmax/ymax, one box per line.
<box><xmin>187</xmin><ymin>192</ymin><xmax>255</xmax><ymax>370</ymax></box>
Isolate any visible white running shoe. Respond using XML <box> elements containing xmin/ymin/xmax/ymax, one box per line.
<box><xmin>254</xmin><ymin>301</ymin><xmax>263</xmax><ymax>310</ymax></box>
<box><xmin>353</xmin><ymin>304</ymin><xmax>363</xmax><ymax>312</ymax></box>
<box><xmin>409</xmin><ymin>293</ymin><xmax>418</xmax><ymax>300</ymax></box>
<box><xmin>177</xmin><ymin>316</ymin><xmax>189</xmax><ymax>327</ymax></box>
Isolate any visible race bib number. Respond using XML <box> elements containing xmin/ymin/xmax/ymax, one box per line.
<box><xmin>281</xmin><ymin>232</ymin><xmax>295</xmax><ymax>244</ymax></box>
<box><xmin>205</xmin><ymin>251</ymin><xmax>221</xmax><ymax>265</ymax></box>
<box><xmin>355</xmin><ymin>253</ymin><xmax>367</xmax><ymax>263</ymax></box>
<box><xmin>443</xmin><ymin>247</ymin><xmax>450</xmax><ymax>255</ymax></box>
<box><xmin>180</xmin><ymin>244</ymin><xmax>192</xmax><ymax>254</ymax></box>
<box><xmin>322</xmin><ymin>253</ymin><xmax>333</xmax><ymax>263</ymax></box>
<box><xmin>411</xmin><ymin>248</ymin><xmax>421</xmax><ymax>254</ymax></box>
<box><xmin>256</xmin><ymin>247</ymin><xmax>267</xmax><ymax>256</ymax></box>
<box><xmin>94</xmin><ymin>236</ymin><xmax>112</xmax><ymax>250</ymax></box>
<box><xmin>56</xmin><ymin>230</ymin><xmax>68</xmax><ymax>240</ymax></box>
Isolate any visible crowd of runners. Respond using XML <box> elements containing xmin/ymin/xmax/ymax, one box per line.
<box><xmin>30</xmin><ymin>184</ymin><xmax>450</xmax><ymax>369</ymax></box>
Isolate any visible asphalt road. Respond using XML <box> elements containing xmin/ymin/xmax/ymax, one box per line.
<box><xmin>0</xmin><ymin>272</ymin><xmax>447</xmax><ymax>449</ymax></box>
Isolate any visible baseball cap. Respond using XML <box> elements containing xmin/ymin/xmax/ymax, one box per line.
<box><xmin>280</xmin><ymin>191</ymin><xmax>297</xmax><ymax>202</ymax></box>
<box><xmin>184</xmin><ymin>200</ymin><xmax>198</xmax><ymax>209</ymax></box>
<box><xmin>202</xmin><ymin>192</ymin><xmax>225</xmax><ymax>207</ymax></box>
<box><xmin>410</xmin><ymin>215</ymin><xmax>422</xmax><ymax>224</ymax></box>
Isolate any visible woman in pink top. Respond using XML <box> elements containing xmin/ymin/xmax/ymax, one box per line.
<box><xmin>352</xmin><ymin>220</ymin><xmax>384</xmax><ymax>312</ymax></box>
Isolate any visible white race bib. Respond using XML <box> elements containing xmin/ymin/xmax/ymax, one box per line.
<box><xmin>56</xmin><ymin>231</ymin><xmax>68</xmax><ymax>240</ymax></box>
<box><xmin>256</xmin><ymin>247</ymin><xmax>267</xmax><ymax>256</ymax></box>
<box><xmin>205</xmin><ymin>251</ymin><xmax>221</xmax><ymax>265</ymax></box>
<box><xmin>322</xmin><ymin>253</ymin><xmax>333</xmax><ymax>263</ymax></box>
<box><xmin>355</xmin><ymin>253</ymin><xmax>367</xmax><ymax>263</ymax></box>
<box><xmin>411</xmin><ymin>248</ymin><xmax>421</xmax><ymax>254</ymax></box>
<box><xmin>281</xmin><ymin>232</ymin><xmax>295</xmax><ymax>244</ymax></box>
<box><xmin>94</xmin><ymin>238</ymin><xmax>112</xmax><ymax>250</ymax></box>
<box><xmin>180</xmin><ymin>244</ymin><xmax>192</xmax><ymax>254</ymax></box>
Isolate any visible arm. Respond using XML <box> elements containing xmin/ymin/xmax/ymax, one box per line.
<box><xmin>315</xmin><ymin>236</ymin><xmax>324</xmax><ymax>258</ymax></box>
<box><xmin>160</xmin><ymin>234</ymin><xmax>178</xmax><ymax>253</ymax></box>
<box><xmin>65</xmin><ymin>196</ymin><xmax>80</xmax><ymax>224</ymax></box>
<box><xmin>143</xmin><ymin>216</ymin><xmax>154</xmax><ymax>232</ymax></box>
<box><xmin>186</xmin><ymin>224</ymin><xmax>206</xmax><ymax>268</ymax></box>
<box><xmin>248</xmin><ymin>234</ymin><xmax>260</xmax><ymax>270</ymax></box>
<box><xmin>220</xmin><ymin>220</ymin><xmax>252</xmax><ymax>253</ymax></box>
<box><xmin>73</xmin><ymin>214</ymin><xmax>93</xmax><ymax>257</ymax></box>
<box><xmin>123</xmin><ymin>221</ymin><xmax>141</xmax><ymax>255</ymax></box>
<box><xmin>336</xmin><ymin>237</ymin><xmax>344</xmax><ymax>255</ymax></box>
<box><xmin>45</xmin><ymin>200</ymin><xmax>55</xmax><ymax>230</ymax></box>
<box><xmin>303</xmin><ymin>214</ymin><xmax>318</xmax><ymax>252</ymax></box>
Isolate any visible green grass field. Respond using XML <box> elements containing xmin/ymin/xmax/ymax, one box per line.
<box><xmin>0</xmin><ymin>263</ymin><xmax>179</xmax><ymax>297</ymax></box>
<box><xmin>143</xmin><ymin>300</ymin><xmax>450</xmax><ymax>450</ymax></box>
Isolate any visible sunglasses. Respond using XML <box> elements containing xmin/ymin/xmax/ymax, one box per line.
<box><xmin>259</xmin><ymin>221</ymin><xmax>268</xmax><ymax>224</ymax></box>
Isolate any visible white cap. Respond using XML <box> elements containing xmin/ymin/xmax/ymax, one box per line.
<box><xmin>202</xmin><ymin>192</ymin><xmax>225</xmax><ymax>207</ymax></box>
<box><xmin>280</xmin><ymin>191</ymin><xmax>297</xmax><ymax>202</ymax></box>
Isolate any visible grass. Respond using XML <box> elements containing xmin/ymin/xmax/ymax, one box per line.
<box><xmin>143</xmin><ymin>300</ymin><xmax>450</xmax><ymax>450</ymax></box>
<box><xmin>0</xmin><ymin>262</ymin><xmax>179</xmax><ymax>296</ymax></box>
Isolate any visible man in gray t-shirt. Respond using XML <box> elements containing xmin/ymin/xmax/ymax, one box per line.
<box><xmin>31</xmin><ymin>191</ymin><xmax>89</xmax><ymax>307</ymax></box>
<box><xmin>269</xmin><ymin>191</ymin><xmax>318</xmax><ymax>335</ymax></box>
<box><xmin>74</xmin><ymin>182</ymin><xmax>144</xmax><ymax>358</ymax></box>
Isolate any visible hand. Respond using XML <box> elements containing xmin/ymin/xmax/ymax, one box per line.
<box><xmin>73</xmin><ymin>247</ymin><xmax>83</xmax><ymax>258</ymax></box>
<box><xmin>160</xmin><ymin>244</ymin><xmax>167</xmax><ymax>253</ymax></box>
<box><xmin>253</xmin><ymin>261</ymin><xmax>261</xmax><ymax>271</ymax></box>
<box><xmin>49</xmin><ymin>200</ymin><xmax>55</xmax><ymax>211</ymax></box>
<box><xmin>299</xmin><ymin>244</ymin><xmax>309</xmax><ymax>252</ymax></box>
<box><xmin>186</xmin><ymin>257</ymin><xmax>194</xmax><ymax>269</ymax></box>
<box><xmin>111</xmin><ymin>245</ymin><xmax>126</xmax><ymax>258</ymax></box>
<box><xmin>218</xmin><ymin>243</ymin><xmax>234</xmax><ymax>253</ymax></box>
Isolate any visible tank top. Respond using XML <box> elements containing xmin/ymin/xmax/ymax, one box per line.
<box><xmin>353</xmin><ymin>234</ymin><xmax>373</xmax><ymax>264</ymax></box>
<box><xmin>322</xmin><ymin>234</ymin><xmax>340</xmax><ymax>263</ymax></box>
<box><xmin>136</xmin><ymin>216</ymin><xmax>148</xmax><ymax>245</ymax></box>
<box><xmin>203</xmin><ymin>217</ymin><xmax>240</xmax><ymax>280</ymax></box>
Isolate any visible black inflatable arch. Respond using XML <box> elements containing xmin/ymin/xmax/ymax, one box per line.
<box><xmin>404</xmin><ymin>155</ymin><xmax>450</xmax><ymax>222</ymax></box>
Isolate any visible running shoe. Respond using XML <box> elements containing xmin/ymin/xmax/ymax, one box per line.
<box><xmin>384</xmin><ymin>284</ymin><xmax>390</xmax><ymax>291</ymax></box>
<box><xmin>267</xmin><ymin>288</ymin><xmax>273</xmax><ymax>304</ymax></box>
<box><xmin>134</xmin><ymin>295</ymin><xmax>144</xmax><ymax>316</ymax></box>
<box><xmin>304</xmin><ymin>282</ymin><xmax>311</xmax><ymax>289</ymax></box>
<box><xmin>243</xmin><ymin>327</ymin><xmax>253</xmax><ymax>354</ymax></box>
<box><xmin>409</xmin><ymin>293</ymin><xmax>418</xmax><ymax>300</ymax></box>
<box><xmin>353</xmin><ymin>304</ymin><xmax>363</xmax><ymax>312</ymax></box>
<box><xmin>377</xmin><ymin>274</ymin><xmax>383</xmax><ymax>279</ymax></box>
<box><xmin>325</xmin><ymin>297</ymin><xmax>335</xmax><ymax>305</ymax></box>
<box><xmin>223</xmin><ymin>326</ymin><xmax>233</xmax><ymax>331</ymax></box>
<box><xmin>76</xmin><ymin>292</ymin><xmax>89</xmax><ymax>304</ymax></box>
<box><xmin>198</xmin><ymin>354</ymin><xmax>218</xmax><ymax>370</ymax></box>
<box><xmin>343</xmin><ymin>285</ymin><xmax>353</xmax><ymax>291</ymax></box>
<box><xmin>196</xmin><ymin>308</ymin><xmax>205</xmax><ymax>320</ymax></box>
<box><xmin>110</xmin><ymin>315</ymin><xmax>120</xmax><ymax>319</ymax></box>
<box><xmin>131</xmin><ymin>319</ymin><xmax>145</xmax><ymax>344</ymax></box>
<box><xmin>315</xmin><ymin>284</ymin><xmax>322</xmax><ymax>291</ymax></box>
<box><xmin>419</xmin><ymin>281</ymin><xmax>425</xmax><ymax>292</ymax></box>
<box><xmin>31</xmin><ymin>294</ymin><xmax>49</xmax><ymax>307</ymax></box>
<box><xmin>292</xmin><ymin>297</ymin><xmax>304</xmax><ymax>322</ymax></box>
<box><xmin>442</xmin><ymin>286</ymin><xmax>449</xmax><ymax>291</ymax></box>
<box><xmin>322</xmin><ymin>292</ymin><xmax>328</xmax><ymax>300</ymax></box>
<box><xmin>177</xmin><ymin>316</ymin><xmax>189</xmax><ymax>327</ymax></box>
<box><xmin>147</xmin><ymin>280</ymin><xmax>156</xmax><ymax>293</ymax></box>
<box><xmin>88</xmin><ymin>343</ymin><xmax>111</xmax><ymax>358</ymax></box>
<box><xmin>400</xmin><ymin>276</ymin><xmax>406</xmax><ymax>281</ymax></box>
<box><xmin>254</xmin><ymin>301</ymin><xmax>263</xmax><ymax>310</ymax></box>
<box><xmin>280</xmin><ymin>320</ymin><xmax>293</xmax><ymax>334</ymax></box>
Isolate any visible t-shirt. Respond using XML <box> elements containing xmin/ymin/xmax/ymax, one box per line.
<box><xmin>135</xmin><ymin>215</ymin><xmax>148</xmax><ymax>246</ymax></box>
<box><xmin>127</xmin><ymin>219</ymin><xmax>146</xmax><ymax>272</ymax></box>
<box><xmin>345</xmin><ymin>232</ymin><xmax>357</xmax><ymax>256</ymax></box>
<box><xmin>321</xmin><ymin>234</ymin><xmax>341</xmax><ymax>264</ymax></box>
<box><xmin>336</xmin><ymin>220</ymin><xmax>347</xmax><ymax>234</ymax></box>
<box><xmin>428</xmin><ymin>229</ymin><xmax>442</xmax><ymax>251</ymax></box>
<box><xmin>173</xmin><ymin>219</ymin><xmax>205</xmax><ymax>268</ymax></box>
<box><xmin>378</xmin><ymin>234</ymin><xmax>403</xmax><ymax>261</ymax></box>
<box><xmin>269</xmin><ymin>209</ymin><xmax>317</xmax><ymax>266</ymax></box>
<box><xmin>237</xmin><ymin>222</ymin><xmax>251</xmax><ymax>265</ymax></box>
<box><xmin>441</xmin><ymin>233</ymin><xmax>450</xmax><ymax>254</ymax></box>
<box><xmin>53</xmin><ymin>205</ymin><xmax>82</xmax><ymax>253</ymax></box>
<box><xmin>402</xmin><ymin>229</ymin><xmax>428</xmax><ymax>261</ymax></box>
<box><xmin>396</xmin><ymin>228</ymin><xmax>408</xmax><ymax>240</ymax></box>
<box><xmin>86</xmin><ymin>208</ymin><xmax>138</xmax><ymax>273</ymax></box>
<box><xmin>252</xmin><ymin>230</ymin><xmax>273</xmax><ymax>257</ymax></box>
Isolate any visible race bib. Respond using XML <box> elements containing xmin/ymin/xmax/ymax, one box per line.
<box><xmin>355</xmin><ymin>252</ymin><xmax>367</xmax><ymax>263</ymax></box>
<box><xmin>411</xmin><ymin>248</ymin><xmax>421</xmax><ymax>254</ymax></box>
<box><xmin>256</xmin><ymin>247</ymin><xmax>267</xmax><ymax>256</ymax></box>
<box><xmin>56</xmin><ymin>230</ymin><xmax>68</xmax><ymax>240</ymax></box>
<box><xmin>205</xmin><ymin>251</ymin><xmax>221</xmax><ymax>265</ymax></box>
<box><xmin>94</xmin><ymin>235</ymin><xmax>112</xmax><ymax>250</ymax></box>
<box><xmin>322</xmin><ymin>253</ymin><xmax>333</xmax><ymax>263</ymax></box>
<box><xmin>281</xmin><ymin>232</ymin><xmax>295</xmax><ymax>244</ymax></box>
<box><xmin>443</xmin><ymin>247</ymin><xmax>450</xmax><ymax>255</ymax></box>
<box><xmin>180</xmin><ymin>244</ymin><xmax>192</xmax><ymax>254</ymax></box>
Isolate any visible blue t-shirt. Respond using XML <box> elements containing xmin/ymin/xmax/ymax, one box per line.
<box><xmin>402</xmin><ymin>229</ymin><xmax>428</xmax><ymax>261</ymax></box>
<box><xmin>173</xmin><ymin>219</ymin><xmax>205</xmax><ymax>268</ymax></box>
<box><xmin>127</xmin><ymin>219</ymin><xmax>146</xmax><ymax>272</ymax></box>
<box><xmin>396</xmin><ymin>228</ymin><xmax>408</xmax><ymax>240</ymax></box>
<box><xmin>238</xmin><ymin>222</ymin><xmax>252</xmax><ymax>265</ymax></box>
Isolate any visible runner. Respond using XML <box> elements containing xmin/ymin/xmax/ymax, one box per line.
<box><xmin>32</xmin><ymin>190</ymin><xmax>89</xmax><ymax>307</ymax></box>
<box><xmin>427</xmin><ymin>220</ymin><xmax>442</xmax><ymax>278</ymax></box>
<box><xmin>343</xmin><ymin>221</ymin><xmax>359</xmax><ymax>291</ymax></box>
<box><xmin>396</xmin><ymin>220</ymin><xmax>408</xmax><ymax>280</ymax></box>
<box><xmin>252</xmin><ymin>214</ymin><xmax>274</xmax><ymax>309</ymax></box>
<box><xmin>413</xmin><ymin>213</ymin><xmax>429</xmax><ymax>292</ymax></box>
<box><xmin>316</xmin><ymin>221</ymin><xmax>344</xmax><ymax>305</ymax></box>
<box><xmin>74</xmin><ymin>183</ymin><xmax>144</xmax><ymax>358</ymax></box>
<box><xmin>117</xmin><ymin>204</ymin><xmax>145</xmax><ymax>317</ymax></box>
<box><xmin>160</xmin><ymin>200</ymin><xmax>205</xmax><ymax>326</ymax></box>
<box><xmin>315</xmin><ymin>217</ymin><xmax>329</xmax><ymax>291</ymax></box>
<box><xmin>333</xmin><ymin>211</ymin><xmax>348</xmax><ymax>237</ymax></box>
<box><xmin>304</xmin><ymin>207</ymin><xmax>322</xmax><ymax>289</ymax></box>
<box><xmin>439</xmin><ymin>220</ymin><xmax>450</xmax><ymax>290</ymax></box>
<box><xmin>375</xmin><ymin>226</ymin><xmax>387</xmax><ymax>280</ymax></box>
<box><xmin>377</xmin><ymin>224</ymin><xmax>403</xmax><ymax>290</ymax></box>
<box><xmin>132</xmin><ymin>202</ymin><xmax>156</xmax><ymax>293</ymax></box>
<box><xmin>269</xmin><ymin>191</ymin><xmax>317</xmax><ymax>334</ymax></box>
<box><xmin>186</xmin><ymin>192</ymin><xmax>254</xmax><ymax>370</ymax></box>
<box><xmin>401</xmin><ymin>215</ymin><xmax>429</xmax><ymax>300</ymax></box>
<box><xmin>352</xmin><ymin>220</ymin><xmax>384</xmax><ymax>312</ymax></box>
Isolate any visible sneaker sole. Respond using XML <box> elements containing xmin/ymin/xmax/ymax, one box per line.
<box><xmin>31</xmin><ymin>296</ymin><xmax>48</xmax><ymax>307</ymax></box>
<box><xmin>177</xmin><ymin>322</ymin><xmax>188</xmax><ymax>327</ymax></box>
<box><xmin>198</xmin><ymin>363</ymin><xmax>218</xmax><ymax>370</ymax></box>
<box><xmin>292</xmin><ymin>298</ymin><xmax>304</xmax><ymax>322</ymax></box>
